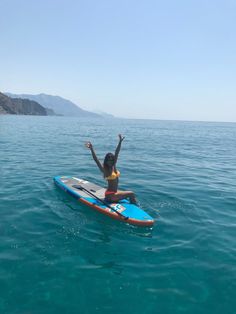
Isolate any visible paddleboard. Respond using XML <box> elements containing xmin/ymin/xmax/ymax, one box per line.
<box><xmin>54</xmin><ymin>176</ymin><xmax>154</xmax><ymax>227</ymax></box>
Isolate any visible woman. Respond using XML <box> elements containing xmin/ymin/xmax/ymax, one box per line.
<box><xmin>85</xmin><ymin>134</ymin><xmax>137</xmax><ymax>204</ymax></box>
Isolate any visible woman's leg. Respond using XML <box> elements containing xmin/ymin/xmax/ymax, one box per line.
<box><xmin>108</xmin><ymin>190</ymin><xmax>137</xmax><ymax>204</ymax></box>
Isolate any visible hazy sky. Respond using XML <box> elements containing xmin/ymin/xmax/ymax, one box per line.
<box><xmin>1</xmin><ymin>0</ymin><xmax>236</xmax><ymax>121</ymax></box>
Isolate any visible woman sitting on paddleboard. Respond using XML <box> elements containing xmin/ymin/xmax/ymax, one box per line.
<box><xmin>85</xmin><ymin>135</ymin><xmax>137</xmax><ymax>204</ymax></box>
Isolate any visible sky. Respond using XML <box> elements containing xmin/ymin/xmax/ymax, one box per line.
<box><xmin>1</xmin><ymin>0</ymin><xmax>236</xmax><ymax>121</ymax></box>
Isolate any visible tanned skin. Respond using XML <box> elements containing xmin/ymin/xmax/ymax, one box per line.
<box><xmin>85</xmin><ymin>134</ymin><xmax>137</xmax><ymax>204</ymax></box>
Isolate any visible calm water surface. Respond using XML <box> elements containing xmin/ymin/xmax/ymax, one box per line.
<box><xmin>0</xmin><ymin>116</ymin><xmax>236</xmax><ymax>314</ymax></box>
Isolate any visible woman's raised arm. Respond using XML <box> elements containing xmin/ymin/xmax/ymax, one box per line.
<box><xmin>114</xmin><ymin>134</ymin><xmax>125</xmax><ymax>164</ymax></box>
<box><xmin>85</xmin><ymin>142</ymin><xmax>104</xmax><ymax>173</ymax></box>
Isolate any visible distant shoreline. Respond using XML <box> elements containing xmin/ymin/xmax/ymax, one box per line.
<box><xmin>1</xmin><ymin>114</ymin><xmax>235</xmax><ymax>124</ymax></box>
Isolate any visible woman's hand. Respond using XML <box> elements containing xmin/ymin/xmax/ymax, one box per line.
<box><xmin>118</xmin><ymin>134</ymin><xmax>125</xmax><ymax>142</ymax></box>
<box><xmin>85</xmin><ymin>142</ymin><xmax>93</xmax><ymax>149</ymax></box>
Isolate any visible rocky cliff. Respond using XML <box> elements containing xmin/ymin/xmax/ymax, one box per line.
<box><xmin>6</xmin><ymin>93</ymin><xmax>101</xmax><ymax>117</ymax></box>
<box><xmin>0</xmin><ymin>92</ymin><xmax>47</xmax><ymax>115</ymax></box>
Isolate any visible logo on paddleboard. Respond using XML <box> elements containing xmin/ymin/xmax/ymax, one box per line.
<box><xmin>110</xmin><ymin>204</ymin><xmax>125</xmax><ymax>212</ymax></box>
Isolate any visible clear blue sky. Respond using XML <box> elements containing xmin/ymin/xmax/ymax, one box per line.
<box><xmin>1</xmin><ymin>0</ymin><xmax>236</xmax><ymax>121</ymax></box>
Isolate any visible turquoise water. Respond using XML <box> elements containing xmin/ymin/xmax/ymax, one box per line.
<box><xmin>0</xmin><ymin>116</ymin><xmax>236</xmax><ymax>314</ymax></box>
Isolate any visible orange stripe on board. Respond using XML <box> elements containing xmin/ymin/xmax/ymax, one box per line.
<box><xmin>79</xmin><ymin>198</ymin><xmax>154</xmax><ymax>226</ymax></box>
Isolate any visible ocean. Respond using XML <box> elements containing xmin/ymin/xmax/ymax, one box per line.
<box><xmin>0</xmin><ymin>115</ymin><xmax>235</xmax><ymax>314</ymax></box>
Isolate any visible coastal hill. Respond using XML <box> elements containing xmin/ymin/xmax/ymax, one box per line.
<box><xmin>0</xmin><ymin>92</ymin><xmax>47</xmax><ymax>115</ymax></box>
<box><xmin>6</xmin><ymin>93</ymin><xmax>102</xmax><ymax>118</ymax></box>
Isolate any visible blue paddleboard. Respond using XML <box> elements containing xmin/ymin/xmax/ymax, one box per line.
<box><xmin>54</xmin><ymin>176</ymin><xmax>154</xmax><ymax>226</ymax></box>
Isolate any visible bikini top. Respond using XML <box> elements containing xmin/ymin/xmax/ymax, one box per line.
<box><xmin>105</xmin><ymin>170</ymin><xmax>120</xmax><ymax>181</ymax></box>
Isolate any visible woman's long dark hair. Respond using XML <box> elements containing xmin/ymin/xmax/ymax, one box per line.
<box><xmin>103</xmin><ymin>153</ymin><xmax>117</xmax><ymax>178</ymax></box>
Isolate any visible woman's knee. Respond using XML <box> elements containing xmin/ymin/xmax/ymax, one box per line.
<box><xmin>127</xmin><ymin>191</ymin><xmax>135</xmax><ymax>197</ymax></box>
<box><xmin>126</xmin><ymin>191</ymin><xmax>134</xmax><ymax>196</ymax></box>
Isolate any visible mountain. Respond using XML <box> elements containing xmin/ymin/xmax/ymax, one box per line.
<box><xmin>45</xmin><ymin>107</ymin><xmax>58</xmax><ymax>116</ymax></box>
<box><xmin>5</xmin><ymin>93</ymin><xmax>102</xmax><ymax>117</ymax></box>
<box><xmin>0</xmin><ymin>92</ymin><xmax>47</xmax><ymax>115</ymax></box>
<box><xmin>94</xmin><ymin>110</ymin><xmax>116</xmax><ymax>119</ymax></box>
